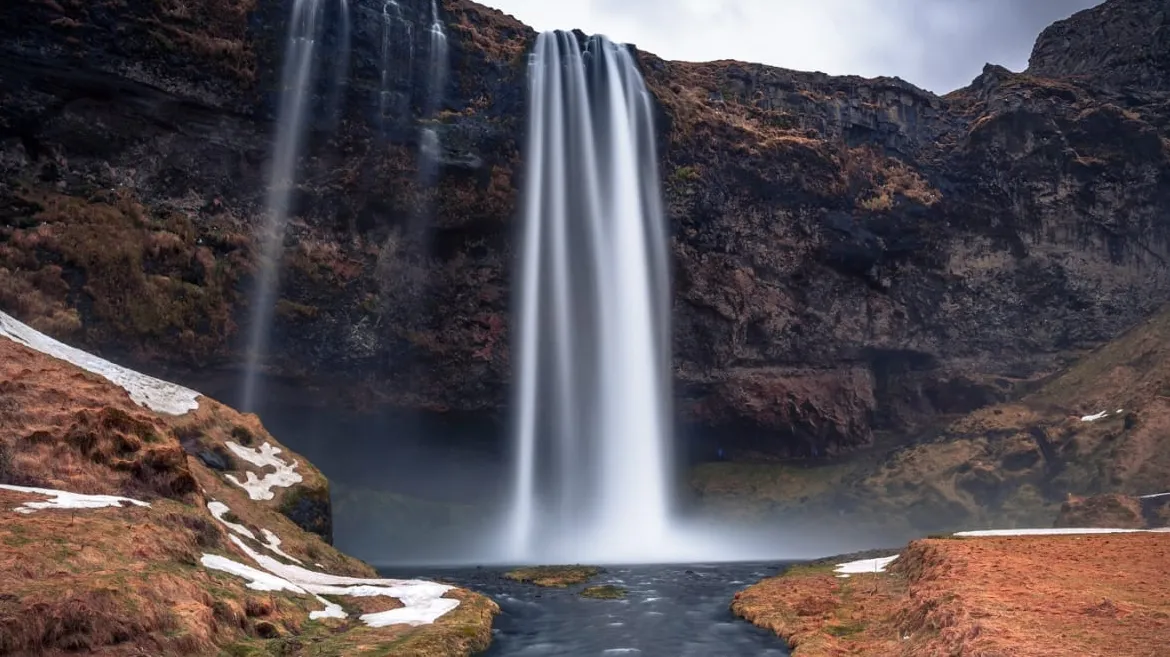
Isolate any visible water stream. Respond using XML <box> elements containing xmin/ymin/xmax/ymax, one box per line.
<box><xmin>384</xmin><ymin>563</ymin><xmax>791</xmax><ymax>657</ymax></box>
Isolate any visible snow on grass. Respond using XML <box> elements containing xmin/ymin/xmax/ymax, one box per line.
<box><xmin>0</xmin><ymin>310</ymin><xmax>200</xmax><ymax>415</ymax></box>
<box><xmin>261</xmin><ymin>529</ymin><xmax>304</xmax><ymax>565</ymax></box>
<box><xmin>203</xmin><ymin>501</ymin><xmax>460</xmax><ymax>626</ymax></box>
<box><xmin>954</xmin><ymin>527</ymin><xmax>1170</xmax><ymax>537</ymax></box>
<box><xmin>207</xmin><ymin>500</ymin><xmax>256</xmax><ymax>539</ymax></box>
<box><xmin>0</xmin><ymin>484</ymin><xmax>150</xmax><ymax>515</ymax></box>
<box><xmin>227</xmin><ymin>535</ymin><xmax>460</xmax><ymax>626</ymax></box>
<box><xmin>834</xmin><ymin>555</ymin><xmax>899</xmax><ymax>578</ymax></box>
<box><xmin>311</xmin><ymin>598</ymin><xmax>347</xmax><ymax>621</ymax></box>
<box><xmin>226</xmin><ymin>535</ymin><xmax>460</xmax><ymax>625</ymax></box>
<box><xmin>200</xmin><ymin>553</ymin><xmax>346</xmax><ymax>620</ymax></box>
<box><xmin>208</xmin><ymin>501</ymin><xmax>302</xmax><ymax>564</ymax></box>
<box><xmin>201</xmin><ymin>554</ymin><xmax>306</xmax><ymax>593</ymax></box>
<box><xmin>223</xmin><ymin>441</ymin><xmax>303</xmax><ymax>501</ymax></box>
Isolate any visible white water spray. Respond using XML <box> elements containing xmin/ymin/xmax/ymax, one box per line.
<box><xmin>241</xmin><ymin>0</ymin><xmax>349</xmax><ymax>412</ymax></box>
<box><xmin>378</xmin><ymin>0</ymin><xmax>413</xmax><ymax>133</ymax></box>
<box><xmin>418</xmin><ymin>0</ymin><xmax>448</xmax><ymax>182</ymax></box>
<box><xmin>507</xmin><ymin>32</ymin><xmax>674</xmax><ymax>564</ymax></box>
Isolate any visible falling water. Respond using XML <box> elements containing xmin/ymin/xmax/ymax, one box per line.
<box><xmin>241</xmin><ymin>0</ymin><xmax>349</xmax><ymax>412</ymax></box>
<box><xmin>507</xmin><ymin>31</ymin><xmax>674</xmax><ymax>564</ymax></box>
<box><xmin>378</xmin><ymin>0</ymin><xmax>412</xmax><ymax>133</ymax></box>
<box><xmin>418</xmin><ymin>0</ymin><xmax>448</xmax><ymax>184</ymax></box>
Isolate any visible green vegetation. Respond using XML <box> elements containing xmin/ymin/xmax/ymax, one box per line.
<box><xmin>580</xmin><ymin>585</ymin><xmax>626</xmax><ymax>600</ymax></box>
<box><xmin>503</xmin><ymin>565</ymin><xmax>600</xmax><ymax>588</ymax></box>
<box><xmin>825</xmin><ymin>620</ymin><xmax>866</xmax><ymax>637</ymax></box>
<box><xmin>672</xmin><ymin>165</ymin><xmax>701</xmax><ymax>182</ymax></box>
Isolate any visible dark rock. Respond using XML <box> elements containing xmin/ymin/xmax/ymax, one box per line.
<box><xmin>280</xmin><ymin>484</ymin><xmax>334</xmax><ymax>545</ymax></box>
<box><xmin>1028</xmin><ymin>0</ymin><xmax>1170</xmax><ymax>93</ymax></box>
<box><xmin>1</xmin><ymin>0</ymin><xmax>1170</xmax><ymax>460</ymax></box>
<box><xmin>1055</xmin><ymin>493</ymin><xmax>1147</xmax><ymax>529</ymax></box>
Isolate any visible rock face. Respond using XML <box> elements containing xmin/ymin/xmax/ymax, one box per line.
<box><xmin>2</xmin><ymin>0</ymin><xmax>1170</xmax><ymax>457</ymax></box>
<box><xmin>1055</xmin><ymin>493</ymin><xmax>1147</xmax><ymax>529</ymax></box>
<box><xmin>1028</xmin><ymin>0</ymin><xmax>1170</xmax><ymax>93</ymax></box>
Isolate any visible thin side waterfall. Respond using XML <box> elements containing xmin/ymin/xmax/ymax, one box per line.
<box><xmin>241</xmin><ymin>0</ymin><xmax>349</xmax><ymax>412</ymax></box>
<box><xmin>507</xmin><ymin>31</ymin><xmax>674</xmax><ymax>564</ymax></box>
<box><xmin>418</xmin><ymin>0</ymin><xmax>448</xmax><ymax>185</ymax></box>
<box><xmin>378</xmin><ymin>0</ymin><xmax>413</xmax><ymax>135</ymax></box>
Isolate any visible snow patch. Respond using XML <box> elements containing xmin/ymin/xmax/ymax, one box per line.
<box><xmin>954</xmin><ymin>527</ymin><xmax>1170</xmax><ymax>537</ymax></box>
<box><xmin>202</xmin><ymin>502</ymin><xmax>459</xmax><ymax>626</ymax></box>
<box><xmin>207</xmin><ymin>500</ymin><xmax>256</xmax><ymax>539</ymax></box>
<box><xmin>0</xmin><ymin>310</ymin><xmax>200</xmax><ymax>415</ymax></box>
<box><xmin>834</xmin><ymin>555</ymin><xmax>898</xmax><ymax>578</ymax></box>
<box><xmin>223</xmin><ymin>441</ymin><xmax>303</xmax><ymax>500</ymax></box>
<box><xmin>227</xmin><ymin>535</ymin><xmax>459</xmax><ymax>626</ymax></box>
<box><xmin>207</xmin><ymin>502</ymin><xmax>303</xmax><ymax>565</ymax></box>
<box><xmin>261</xmin><ymin>529</ymin><xmax>304</xmax><ymax>565</ymax></box>
<box><xmin>310</xmin><ymin>597</ymin><xmax>347</xmax><ymax>621</ymax></box>
<box><xmin>200</xmin><ymin>553</ymin><xmax>344</xmax><ymax>620</ymax></box>
<box><xmin>1080</xmin><ymin>410</ymin><xmax>1109</xmax><ymax>422</ymax></box>
<box><xmin>1</xmin><ymin>484</ymin><xmax>150</xmax><ymax>514</ymax></box>
<box><xmin>201</xmin><ymin>554</ymin><xmax>306</xmax><ymax>593</ymax></box>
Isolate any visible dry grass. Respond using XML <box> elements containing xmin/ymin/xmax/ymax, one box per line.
<box><xmin>1</xmin><ymin>187</ymin><xmax>242</xmax><ymax>362</ymax></box>
<box><xmin>732</xmin><ymin>560</ymin><xmax>906</xmax><ymax>655</ymax></box>
<box><xmin>446</xmin><ymin>0</ymin><xmax>532</xmax><ymax>64</ymax></box>
<box><xmin>0</xmin><ymin>336</ymin><xmax>499</xmax><ymax>655</ymax></box>
<box><xmin>141</xmin><ymin>0</ymin><xmax>259</xmax><ymax>82</ymax></box>
<box><xmin>736</xmin><ymin>534</ymin><xmax>1170</xmax><ymax>656</ymax></box>
<box><xmin>842</xmin><ymin>144</ymin><xmax>941</xmax><ymax>211</ymax></box>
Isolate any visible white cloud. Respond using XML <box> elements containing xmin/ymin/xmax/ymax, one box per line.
<box><xmin>476</xmin><ymin>0</ymin><xmax>1103</xmax><ymax>93</ymax></box>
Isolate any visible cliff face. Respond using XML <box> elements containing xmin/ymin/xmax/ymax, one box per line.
<box><xmin>2</xmin><ymin>0</ymin><xmax>1169</xmax><ymax>456</ymax></box>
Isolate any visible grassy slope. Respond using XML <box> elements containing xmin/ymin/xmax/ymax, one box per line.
<box><xmin>733</xmin><ymin>533</ymin><xmax>1170</xmax><ymax>657</ymax></box>
<box><xmin>693</xmin><ymin>306</ymin><xmax>1170</xmax><ymax>535</ymax></box>
<box><xmin>0</xmin><ymin>336</ymin><xmax>497</xmax><ymax>656</ymax></box>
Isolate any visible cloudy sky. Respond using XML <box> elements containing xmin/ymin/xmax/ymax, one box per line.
<box><xmin>477</xmin><ymin>0</ymin><xmax>1103</xmax><ymax>93</ymax></box>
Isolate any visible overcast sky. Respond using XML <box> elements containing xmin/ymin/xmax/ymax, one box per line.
<box><xmin>477</xmin><ymin>0</ymin><xmax>1104</xmax><ymax>94</ymax></box>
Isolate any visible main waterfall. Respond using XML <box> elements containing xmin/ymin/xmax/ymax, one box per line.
<box><xmin>507</xmin><ymin>31</ymin><xmax>674</xmax><ymax>563</ymax></box>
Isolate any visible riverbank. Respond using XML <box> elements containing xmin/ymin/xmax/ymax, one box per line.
<box><xmin>733</xmin><ymin>531</ymin><xmax>1170</xmax><ymax>656</ymax></box>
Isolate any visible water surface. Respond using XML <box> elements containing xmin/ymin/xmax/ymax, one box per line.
<box><xmin>385</xmin><ymin>562</ymin><xmax>792</xmax><ymax>657</ymax></box>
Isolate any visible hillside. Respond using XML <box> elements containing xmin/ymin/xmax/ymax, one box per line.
<box><xmin>733</xmin><ymin>531</ymin><xmax>1170</xmax><ymax>656</ymax></box>
<box><xmin>693</xmin><ymin>303</ymin><xmax>1170</xmax><ymax>536</ymax></box>
<box><xmin>0</xmin><ymin>311</ymin><xmax>497</xmax><ymax>656</ymax></box>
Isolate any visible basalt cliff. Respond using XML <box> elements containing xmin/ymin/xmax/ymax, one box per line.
<box><xmin>2</xmin><ymin>0</ymin><xmax>1170</xmax><ymax>463</ymax></box>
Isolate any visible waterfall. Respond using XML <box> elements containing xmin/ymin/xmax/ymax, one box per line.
<box><xmin>418</xmin><ymin>0</ymin><xmax>448</xmax><ymax>184</ymax></box>
<box><xmin>507</xmin><ymin>31</ymin><xmax>674</xmax><ymax>564</ymax></box>
<box><xmin>378</xmin><ymin>0</ymin><xmax>413</xmax><ymax>135</ymax></box>
<box><xmin>241</xmin><ymin>0</ymin><xmax>349</xmax><ymax>412</ymax></box>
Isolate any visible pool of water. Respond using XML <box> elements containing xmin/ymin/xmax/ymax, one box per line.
<box><xmin>382</xmin><ymin>562</ymin><xmax>792</xmax><ymax>657</ymax></box>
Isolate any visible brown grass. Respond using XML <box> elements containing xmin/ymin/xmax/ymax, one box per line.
<box><xmin>842</xmin><ymin>145</ymin><xmax>941</xmax><ymax>211</ymax></box>
<box><xmin>735</xmin><ymin>534</ymin><xmax>1170</xmax><ymax>657</ymax></box>
<box><xmin>446</xmin><ymin>0</ymin><xmax>532</xmax><ymax>64</ymax></box>
<box><xmin>1</xmin><ymin>187</ymin><xmax>242</xmax><ymax>363</ymax></box>
<box><xmin>0</xmin><ymin>335</ymin><xmax>499</xmax><ymax>655</ymax></box>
